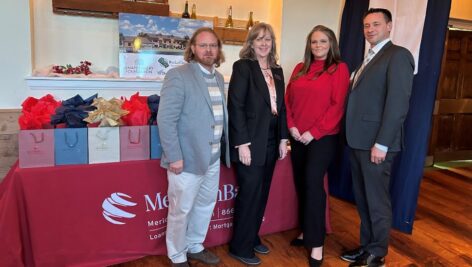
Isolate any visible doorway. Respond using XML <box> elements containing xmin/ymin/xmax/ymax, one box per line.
<box><xmin>427</xmin><ymin>27</ymin><xmax>472</xmax><ymax>164</ymax></box>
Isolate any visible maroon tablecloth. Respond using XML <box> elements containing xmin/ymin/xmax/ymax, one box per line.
<box><xmin>0</xmin><ymin>158</ymin><xmax>312</xmax><ymax>267</ymax></box>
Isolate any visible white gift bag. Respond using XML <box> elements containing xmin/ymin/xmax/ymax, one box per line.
<box><xmin>88</xmin><ymin>127</ymin><xmax>120</xmax><ymax>164</ymax></box>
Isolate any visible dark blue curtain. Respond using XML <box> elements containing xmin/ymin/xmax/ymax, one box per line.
<box><xmin>328</xmin><ymin>0</ymin><xmax>369</xmax><ymax>203</ymax></box>
<box><xmin>338</xmin><ymin>0</ymin><xmax>370</xmax><ymax>72</ymax></box>
<box><xmin>333</xmin><ymin>0</ymin><xmax>451</xmax><ymax>233</ymax></box>
<box><xmin>390</xmin><ymin>0</ymin><xmax>451</xmax><ymax>233</ymax></box>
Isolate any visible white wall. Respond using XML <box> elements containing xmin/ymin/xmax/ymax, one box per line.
<box><xmin>3</xmin><ymin>0</ymin><xmax>472</xmax><ymax>108</ymax></box>
<box><xmin>0</xmin><ymin>0</ymin><xmax>32</xmax><ymax>108</ymax></box>
<box><xmin>33</xmin><ymin>0</ymin><xmax>120</xmax><ymax>74</ymax></box>
<box><xmin>33</xmin><ymin>0</ymin><xmax>344</xmax><ymax>81</ymax></box>
<box><xmin>32</xmin><ymin>0</ymin><xmax>275</xmax><ymax>77</ymax></box>
<box><xmin>280</xmin><ymin>0</ymin><xmax>345</xmax><ymax>82</ymax></box>
<box><xmin>0</xmin><ymin>0</ymin><xmax>345</xmax><ymax>108</ymax></box>
<box><xmin>268</xmin><ymin>0</ymin><xmax>283</xmax><ymax>64</ymax></box>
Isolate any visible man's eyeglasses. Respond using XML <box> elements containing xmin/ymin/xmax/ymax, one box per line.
<box><xmin>195</xmin><ymin>43</ymin><xmax>219</xmax><ymax>49</ymax></box>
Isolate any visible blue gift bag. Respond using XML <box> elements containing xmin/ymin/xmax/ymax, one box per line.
<box><xmin>150</xmin><ymin>125</ymin><xmax>162</xmax><ymax>159</ymax></box>
<box><xmin>54</xmin><ymin>128</ymin><xmax>88</xmax><ymax>165</ymax></box>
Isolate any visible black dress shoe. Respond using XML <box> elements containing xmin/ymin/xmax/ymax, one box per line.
<box><xmin>254</xmin><ymin>244</ymin><xmax>270</xmax><ymax>254</ymax></box>
<box><xmin>309</xmin><ymin>256</ymin><xmax>323</xmax><ymax>267</ymax></box>
<box><xmin>228</xmin><ymin>252</ymin><xmax>261</xmax><ymax>265</ymax></box>
<box><xmin>349</xmin><ymin>252</ymin><xmax>385</xmax><ymax>267</ymax></box>
<box><xmin>290</xmin><ymin>238</ymin><xmax>304</xmax><ymax>247</ymax></box>
<box><xmin>340</xmin><ymin>247</ymin><xmax>364</xmax><ymax>262</ymax></box>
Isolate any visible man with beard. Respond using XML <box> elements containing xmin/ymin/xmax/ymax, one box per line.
<box><xmin>157</xmin><ymin>27</ymin><xmax>230</xmax><ymax>267</ymax></box>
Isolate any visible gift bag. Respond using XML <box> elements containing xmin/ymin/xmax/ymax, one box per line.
<box><xmin>150</xmin><ymin>125</ymin><xmax>162</xmax><ymax>159</ymax></box>
<box><xmin>120</xmin><ymin>126</ymin><xmax>150</xmax><ymax>161</ymax></box>
<box><xmin>19</xmin><ymin>129</ymin><xmax>55</xmax><ymax>168</ymax></box>
<box><xmin>88</xmin><ymin>127</ymin><xmax>120</xmax><ymax>164</ymax></box>
<box><xmin>54</xmin><ymin>128</ymin><xmax>88</xmax><ymax>165</ymax></box>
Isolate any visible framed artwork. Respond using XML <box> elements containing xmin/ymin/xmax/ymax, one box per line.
<box><xmin>119</xmin><ymin>13</ymin><xmax>212</xmax><ymax>79</ymax></box>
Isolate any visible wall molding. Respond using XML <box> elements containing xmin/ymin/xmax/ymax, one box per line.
<box><xmin>24</xmin><ymin>76</ymin><xmax>229</xmax><ymax>100</ymax></box>
<box><xmin>449</xmin><ymin>18</ymin><xmax>472</xmax><ymax>31</ymax></box>
<box><xmin>26</xmin><ymin>76</ymin><xmax>164</xmax><ymax>91</ymax></box>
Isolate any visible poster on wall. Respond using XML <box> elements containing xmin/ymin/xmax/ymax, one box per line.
<box><xmin>119</xmin><ymin>13</ymin><xmax>212</xmax><ymax>79</ymax></box>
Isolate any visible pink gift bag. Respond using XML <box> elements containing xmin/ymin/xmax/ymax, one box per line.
<box><xmin>120</xmin><ymin>126</ymin><xmax>150</xmax><ymax>162</ymax></box>
<box><xmin>18</xmin><ymin>129</ymin><xmax>55</xmax><ymax>168</ymax></box>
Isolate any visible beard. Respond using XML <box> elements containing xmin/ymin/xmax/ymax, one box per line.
<box><xmin>195</xmin><ymin>52</ymin><xmax>217</xmax><ymax>69</ymax></box>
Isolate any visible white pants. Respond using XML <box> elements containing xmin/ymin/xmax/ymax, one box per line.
<box><xmin>166</xmin><ymin>160</ymin><xmax>220</xmax><ymax>263</ymax></box>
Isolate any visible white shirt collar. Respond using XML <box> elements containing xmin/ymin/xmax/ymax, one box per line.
<box><xmin>370</xmin><ymin>38</ymin><xmax>391</xmax><ymax>54</ymax></box>
<box><xmin>197</xmin><ymin>62</ymin><xmax>215</xmax><ymax>74</ymax></box>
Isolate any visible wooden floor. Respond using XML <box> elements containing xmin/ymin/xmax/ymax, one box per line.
<box><xmin>114</xmin><ymin>164</ymin><xmax>472</xmax><ymax>267</ymax></box>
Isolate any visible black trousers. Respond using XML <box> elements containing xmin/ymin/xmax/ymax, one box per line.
<box><xmin>229</xmin><ymin>117</ymin><xmax>278</xmax><ymax>258</ymax></box>
<box><xmin>349</xmin><ymin>148</ymin><xmax>397</xmax><ymax>257</ymax></box>
<box><xmin>290</xmin><ymin>134</ymin><xmax>338</xmax><ymax>248</ymax></box>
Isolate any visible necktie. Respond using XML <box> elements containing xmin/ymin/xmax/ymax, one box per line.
<box><xmin>352</xmin><ymin>49</ymin><xmax>375</xmax><ymax>87</ymax></box>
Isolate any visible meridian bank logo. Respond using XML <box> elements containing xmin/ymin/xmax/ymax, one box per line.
<box><xmin>101</xmin><ymin>185</ymin><xmax>236</xmax><ymax>226</ymax></box>
<box><xmin>102</xmin><ymin>192</ymin><xmax>137</xmax><ymax>225</ymax></box>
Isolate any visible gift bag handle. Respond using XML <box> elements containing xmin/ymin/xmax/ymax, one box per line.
<box><xmin>95</xmin><ymin>129</ymin><xmax>110</xmax><ymax>149</ymax></box>
<box><xmin>128</xmin><ymin>129</ymin><xmax>141</xmax><ymax>144</ymax></box>
<box><xmin>64</xmin><ymin>131</ymin><xmax>79</xmax><ymax>148</ymax></box>
<box><xmin>95</xmin><ymin>129</ymin><xmax>109</xmax><ymax>140</ymax></box>
<box><xmin>30</xmin><ymin>132</ymin><xmax>44</xmax><ymax>143</ymax></box>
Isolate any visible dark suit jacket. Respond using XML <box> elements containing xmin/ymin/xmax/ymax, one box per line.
<box><xmin>345</xmin><ymin>41</ymin><xmax>414</xmax><ymax>152</ymax></box>
<box><xmin>228</xmin><ymin>59</ymin><xmax>289</xmax><ymax>166</ymax></box>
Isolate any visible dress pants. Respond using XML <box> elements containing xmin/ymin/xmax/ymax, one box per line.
<box><xmin>166</xmin><ymin>159</ymin><xmax>220</xmax><ymax>263</ymax></box>
<box><xmin>349</xmin><ymin>149</ymin><xmax>397</xmax><ymax>257</ymax></box>
<box><xmin>290</xmin><ymin>134</ymin><xmax>337</xmax><ymax>247</ymax></box>
<box><xmin>229</xmin><ymin>116</ymin><xmax>278</xmax><ymax>258</ymax></box>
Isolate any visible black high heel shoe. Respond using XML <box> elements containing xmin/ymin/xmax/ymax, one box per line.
<box><xmin>309</xmin><ymin>247</ymin><xmax>324</xmax><ymax>267</ymax></box>
<box><xmin>309</xmin><ymin>256</ymin><xmax>323</xmax><ymax>267</ymax></box>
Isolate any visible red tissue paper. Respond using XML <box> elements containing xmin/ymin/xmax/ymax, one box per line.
<box><xmin>18</xmin><ymin>94</ymin><xmax>61</xmax><ymax>130</ymax></box>
<box><xmin>121</xmin><ymin>92</ymin><xmax>150</xmax><ymax>126</ymax></box>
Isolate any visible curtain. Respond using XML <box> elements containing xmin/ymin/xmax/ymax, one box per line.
<box><xmin>329</xmin><ymin>0</ymin><xmax>369</xmax><ymax>203</ymax></box>
<box><xmin>390</xmin><ymin>0</ymin><xmax>451</xmax><ymax>233</ymax></box>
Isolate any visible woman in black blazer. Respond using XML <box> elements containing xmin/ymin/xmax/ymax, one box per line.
<box><xmin>227</xmin><ymin>23</ymin><xmax>289</xmax><ymax>265</ymax></box>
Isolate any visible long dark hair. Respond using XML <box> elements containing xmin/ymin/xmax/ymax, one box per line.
<box><xmin>292</xmin><ymin>25</ymin><xmax>342</xmax><ymax>81</ymax></box>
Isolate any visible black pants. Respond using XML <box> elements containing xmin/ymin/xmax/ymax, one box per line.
<box><xmin>229</xmin><ymin>117</ymin><xmax>278</xmax><ymax>258</ymax></box>
<box><xmin>349</xmin><ymin>149</ymin><xmax>397</xmax><ymax>257</ymax></box>
<box><xmin>290</xmin><ymin>134</ymin><xmax>338</xmax><ymax>248</ymax></box>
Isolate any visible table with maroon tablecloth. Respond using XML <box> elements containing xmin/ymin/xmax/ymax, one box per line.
<box><xmin>0</xmin><ymin>158</ymin><xmax>312</xmax><ymax>267</ymax></box>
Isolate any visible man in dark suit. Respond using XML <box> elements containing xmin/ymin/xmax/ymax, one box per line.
<box><xmin>341</xmin><ymin>8</ymin><xmax>414</xmax><ymax>267</ymax></box>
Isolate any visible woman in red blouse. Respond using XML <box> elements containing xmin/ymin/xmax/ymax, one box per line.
<box><xmin>285</xmin><ymin>25</ymin><xmax>350</xmax><ymax>267</ymax></box>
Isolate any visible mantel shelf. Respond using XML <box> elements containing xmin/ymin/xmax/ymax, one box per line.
<box><xmin>24</xmin><ymin>76</ymin><xmax>229</xmax><ymax>100</ymax></box>
<box><xmin>52</xmin><ymin>0</ymin><xmax>170</xmax><ymax>18</ymax></box>
<box><xmin>25</xmin><ymin>76</ymin><xmax>164</xmax><ymax>91</ymax></box>
<box><xmin>51</xmin><ymin>1</ymin><xmax>254</xmax><ymax>45</ymax></box>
